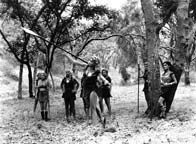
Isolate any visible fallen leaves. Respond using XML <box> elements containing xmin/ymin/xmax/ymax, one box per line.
<box><xmin>1</xmin><ymin>84</ymin><xmax>196</xmax><ymax>143</ymax></box>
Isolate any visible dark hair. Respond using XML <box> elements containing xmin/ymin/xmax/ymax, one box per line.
<box><xmin>65</xmin><ymin>70</ymin><xmax>72</xmax><ymax>78</ymax></box>
<box><xmin>163</xmin><ymin>61</ymin><xmax>172</xmax><ymax>67</ymax></box>
<box><xmin>102</xmin><ymin>69</ymin><xmax>108</xmax><ymax>74</ymax></box>
<box><xmin>163</xmin><ymin>61</ymin><xmax>174</xmax><ymax>72</ymax></box>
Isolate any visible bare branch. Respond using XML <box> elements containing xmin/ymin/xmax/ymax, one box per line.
<box><xmin>76</xmin><ymin>34</ymin><xmax>128</xmax><ymax>56</ymax></box>
<box><xmin>160</xmin><ymin>46</ymin><xmax>177</xmax><ymax>53</ymax></box>
<box><xmin>0</xmin><ymin>29</ymin><xmax>27</xmax><ymax>63</ymax></box>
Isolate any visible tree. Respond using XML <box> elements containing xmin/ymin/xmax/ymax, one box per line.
<box><xmin>110</xmin><ymin>0</ymin><xmax>144</xmax><ymax>83</ymax></box>
<box><xmin>0</xmin><ymin>0</ymin><xmax>47</xmax><ymax>98</ymax></box>
<box><xmin>140</xmin><ymin>0</ymin><xmax>186</xmax><ymax>117</ymax></box>
<box><xmin>0</xmin><ymin>0</ymin><xmax>117</xmax><ymax>97</ymax></box>
<box><xmin>140</xmin><ymin>0</ymin><xmax>161</xmax><ymax>117</ymax></box>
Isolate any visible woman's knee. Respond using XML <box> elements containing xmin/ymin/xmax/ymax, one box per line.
<box><xmin>158</xmin><ymin>97</ymin><xmax>165</xmax><ymax>105</ymax></box>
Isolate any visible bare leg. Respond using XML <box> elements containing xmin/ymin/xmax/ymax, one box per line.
<box><xmin>90</xmin><ymin>91</ymin><xmax>97</xmax><ymax>124</ymax></box>
<box><xmin>104</xmin><ymin>97</ymin><xmax>111</xmax><ymax>116</ymax></box>
<box><xmin>158</xmin><ymin>97</ymin><xmax>166</xmax><ymax>118</ymax></box>
<box><xmin>144</xmin><ymin>91</ymin><xmax>150</xmax><ymax>114</ymax></box>
<box><xmin>90</xmin><ymin>91</ymin><xmax>106</xmax><ymax>127</ymax></box>
<box><xmin>99</xmin><ymin>97</ymin><xmax>104</xmax><ymax>113</ymax></box>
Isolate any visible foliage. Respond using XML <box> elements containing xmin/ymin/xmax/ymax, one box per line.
<box><xmin>0</xmin><ymin>0</ymin><xmax>120</xmax><ymax>98</ymax></box>
<box><xmin>189</xmin><ymin>0</ymin><xmax>196</xmax><ymax>21</ymax></box>
<box><xmin>110</xmin><ymin>0</ymin><xmax>144</xmax><ymax>82</ymax></box>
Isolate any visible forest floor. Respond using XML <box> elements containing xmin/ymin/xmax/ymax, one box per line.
<box><xmin>1</xmin><ymin>77</ymin><xmax>196</xmax><ymax>144</ymax></box>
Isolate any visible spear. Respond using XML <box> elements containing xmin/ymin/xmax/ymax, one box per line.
<box><xmin>21</xmin><ymin>27</ymin><xmax>88</xmax><ymax>64</ymax></box>
<box><xmin>22</xmin><ymin>27</ymin><xmax>88</xmax><ymax>114</ymax></box>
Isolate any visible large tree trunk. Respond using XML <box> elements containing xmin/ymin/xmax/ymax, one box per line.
<box><xmin>18</xmin><ymin>62</ymin><xmax>23</xmax><ymax>99</ymax></box>
<box><xmin>175</xmin><ymin>0</ymin><xmax>190</xmax><ymax>67</ymax></box>
<box><xmin>162</xmin><ymin>0</ymin><xmax>190</xmax><ymax>112</ymax></box>
<box><xmin>33</xmin><ymin>51</ymin><xmax>40</xmax><ymax>96</ymax></box>
<box><xmin>49</xmin><ymin>71</ymin><xmax>55</xmax><ymax>92</ymax></box>
<box><xmin>18</xmin><ymin>48</ymin><xmax>25</xmax><ymax>99</ymax></box>
<box><xmin>184</xmin><ymin>62</ymin><xmax>190</xmax><ymax>85</ymax></box>
<box><xmin>26</xmin><ymin>63</ymin><xmax>34</xmax><ymax>98</ymax></box>
<box><xmin>184</xmin><ymin>24</ymin><xmax>196</xmax><ymax>85</ymax></box>
<box><xmin>141</xmin><ymin>0</ymin><xmax>161</xmax><ymax>117</ymax></box>
<box><xmin>174</xmin><ymin>0</ymin><xmax>190</xmax><ymax>83</ymax></box>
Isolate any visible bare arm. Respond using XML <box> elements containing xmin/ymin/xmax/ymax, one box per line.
<box><xmin>72</xmin><ymin>79</ymin><xmax>79</xmax><ymax>93</ymax></box>
<box><xmin>98</xmin><ymin>74</ymin><xmax>111</xmax><ymax>86</ymax></box>
<box><xmin>65</xmin><ymin>53</ymin><xmax>87</xmax><ymax>67</ymax></box>
<box><xmin>170</xmin><ymin>74</ymin><xmax>177</xmax><ymax>85</ymax></box>
<box><xmin>60</xmin><ymin>79</ymin><xmax>65</xmax><ymax>93</ymax></box>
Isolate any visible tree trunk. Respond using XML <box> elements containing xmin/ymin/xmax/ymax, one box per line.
<box><xmin>174</xmin><ymin>0</ymin><xmax>190</xmax><ymax>83</ymax></box>
<box><xmin>161</xmin><ymin>0</ymin><xmax>190</xmax><ymax>112</ymax></box>
<box><xmin>119</xmin><ymin>66</ymin><xmax>130</xmax><ymax>84</ymax></box>
<box><xmin>141</xmin><ymin>0</ymin><xmax>161</xmax><ymax>117</ymax></box>
<box><xmin>33</xmin><ymin>51</ymin><xmax>39</xmax><ymax>96</ymax></box>
<box><xmin>175</xmin><ymin>0</ymin><xmax>190</xmax><ymax>67</ymax></box>
<box><xmin>17</xmin><ymin>48</ymin><xmax>25</xmax><ymax>99</ymax></box>
<box><xmin>49</xmin><ymin>71</ymin><xmax>55</xmax><ymax>92</ymax></box>
<box><xmin>184</xmin><ymin>63</ymin><xmax>190</xmax><ymax>85</ymax></box>
<box><xmin>18</xmin><ymin>62</ymin><xmax>23</xmax><ymax>99</ymax></box>
<box><xmin>26</xmin><ymin>63</ymin><xmax>34</xmax><ymax>98</ymax></box>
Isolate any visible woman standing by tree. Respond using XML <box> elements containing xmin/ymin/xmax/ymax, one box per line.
<box><xmin>158</xmin><ymin>61</ymin><xmax>177</xmax><ymax>118</ymax></box>
<box><xmin>140</xmin><ymin>62</ymin><xmax>150</xmax><ymax>115</ymax></box>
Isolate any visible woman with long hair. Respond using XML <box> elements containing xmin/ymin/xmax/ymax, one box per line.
<box><xmin>158</xmin><ymin>61</ymin><xmax>177</xmax><ymax>118</ymax></box>
<box><xmin>81</xmin><ymin>56</ymin><xmax>110</xmax><ymax>126</ymax></box>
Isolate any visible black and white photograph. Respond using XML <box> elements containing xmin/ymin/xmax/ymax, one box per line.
<box><xmin>0</xmin><ymin>0</ymin><xmax>196</xmax><ymax>143</ymax></box>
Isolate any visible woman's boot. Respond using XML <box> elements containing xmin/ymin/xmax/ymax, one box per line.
<box><xmin>45</xmin><ymin>111</ymin><xmax>49</xmax><ymax>121</ymax></box>
<box><xmin>41</xmin><ymin>111</ymin><xmax>45</xmax><ymax>120</ymax></box>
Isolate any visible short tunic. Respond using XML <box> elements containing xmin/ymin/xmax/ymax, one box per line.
<box><xmin>61</xmin><ymin>78</ymin><xmax>79</xmax><ymax>100</ymax></box>
<box><xmin>160</xmin><ymin>71</ymin><xmax>175</xmax><ymax>99</ymax></box>
<box><xmin>81</xmin><ymin>70</ymin><xmax>100</xmax><ymax>98</ymax></box>
<box><xmin>99</xmin><ymin>76</ymin><xmax>112</xmax><ymax>98</ymax></box>
<box><xmin>37</xmin><ymin>79</ymin><xmax>50</xmax><ymax>102</ymax></box>
<box><xmin>81</xmin><ymin>70</ymin><xmax>100</xmax><ymax>108</ymax></box>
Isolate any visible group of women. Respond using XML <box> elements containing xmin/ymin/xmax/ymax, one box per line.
<box><xmin>35</xmin><ymin>56</ymin><xmax>112</xmax><ymax>126</ymax></box>
<box><xmin>35</xmin><ymin>56</ymin><xmax>177</xmax><ymax>124</ymax></box>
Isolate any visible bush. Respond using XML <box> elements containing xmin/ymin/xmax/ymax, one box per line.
<box><xmin>0</xmin><ymin>59</ymin><xmax>19</xmax><ymax>81</ymax></box>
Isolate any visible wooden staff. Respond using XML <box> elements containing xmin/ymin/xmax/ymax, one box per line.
<box><xmin>137</xmin><ymin>63</ymin><xmax>140</xmax><ymax>113</ymax></box>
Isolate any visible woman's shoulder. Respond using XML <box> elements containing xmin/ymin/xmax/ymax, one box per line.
<box><xmin>168</xmin><ymin>71</ymin><xmax>174</xmax><ymax>75</ymax></box>
<box><xmin>92</xmin><ymin>70</ymin><xmax>100</xmax><ymax>76</ymax></box>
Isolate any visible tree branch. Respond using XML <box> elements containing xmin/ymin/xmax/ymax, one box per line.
<box><xmin>76</xmin><ymin>34</ymin><xmax>128</xmax><ymax>56</ymax></box>
<box><xmin>0</xmin><ymin>29</ymin><xmax>27</xmax><ymax>63</ymax></box>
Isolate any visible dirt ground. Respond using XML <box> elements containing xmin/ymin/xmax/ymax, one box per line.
<box><xmin>1</xmin><ymin>81</ymin><xmax>196</xmax><ymax>144</ymax></box>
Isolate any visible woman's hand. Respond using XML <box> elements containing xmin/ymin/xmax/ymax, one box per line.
<box><xmin>163</xmin><ymin>82</ymin><xmax>173</xmax><ymax>86</ymax></box>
